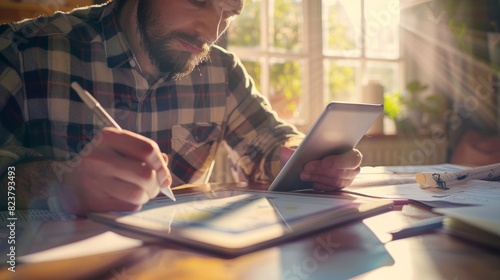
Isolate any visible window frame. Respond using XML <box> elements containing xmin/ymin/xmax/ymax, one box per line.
<box><xmin>227</xmin><ymin>0</ymin><xmax>404</xmax><ymax>132</ymax></box>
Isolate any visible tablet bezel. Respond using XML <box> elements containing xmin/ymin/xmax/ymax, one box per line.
<box><xmin>268</xmin><ymin>102</ymin><xmax>383</xmax><ymax>192</ymax></box>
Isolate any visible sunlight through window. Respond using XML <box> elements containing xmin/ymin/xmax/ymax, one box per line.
<box><xmin>228</xmin><ymin>0</ymin><xmax>402</xmax><ymax>132</ymax></box>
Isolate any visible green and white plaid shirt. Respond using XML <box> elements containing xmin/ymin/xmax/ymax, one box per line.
<box><xmin>0</xmin><ymin>2</ymin><xmax>303</xmax><ymax>185</ymax></box>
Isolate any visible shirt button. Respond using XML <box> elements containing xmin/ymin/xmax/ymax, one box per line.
<box><xmin>130</xmin><ymin>60</ymin><xmax>136</xmax><ymax>67</ymax></box>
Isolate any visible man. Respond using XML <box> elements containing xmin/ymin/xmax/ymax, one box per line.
<box><xmin>0</xmin><ymin>0</ymin><xmax>362</xmax><ymax>215</ymax></box>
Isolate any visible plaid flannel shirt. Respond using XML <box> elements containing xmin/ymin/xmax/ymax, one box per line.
<box><xmin>0</xmin><ymin>2</ymin><xmax>303</xmax><ymax>185</ymax></box>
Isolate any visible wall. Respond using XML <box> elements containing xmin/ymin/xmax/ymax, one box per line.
<box><xmin>400</xmin><ymin>0</ymin><xmax>500</xmax><ymax>160</ymax></box>
<box><xmin>0</xmin><ymin>0</ymin><xmax>95</xmax><ymax>24</ymax></box>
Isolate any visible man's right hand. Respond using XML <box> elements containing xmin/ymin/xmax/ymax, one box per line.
<box><xmin>59</xmin><ymin>127</ymin><xmax>172</xmax><ymax>215</ymax></box>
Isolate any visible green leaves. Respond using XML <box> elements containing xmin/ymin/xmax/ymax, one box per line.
<box><xmin>383</xmin><ymin>91</ymin><xmax>402</xmax><ymax>120</ymax></box>
<box><xmin>384</xmin><ymin>80</ymin><xmax>445</xmax><ymax>119</ymax></box>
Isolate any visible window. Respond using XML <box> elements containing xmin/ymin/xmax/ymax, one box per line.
<box><xmin>227</xmin><ymin>0</ymin><xmax>401</xmax><ymax>132</ymax></box>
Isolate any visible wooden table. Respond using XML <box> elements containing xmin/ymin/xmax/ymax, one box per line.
<box><xmin>1</xmin><ymin>183</ymin><xmax>499</xmax><ymax>280</ymax></box>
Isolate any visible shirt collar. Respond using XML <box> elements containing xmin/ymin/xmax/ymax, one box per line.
<box><xmin>98</xmin><ymin>1</ymin><xmax>135</xmax><ymax>69</ymax></box>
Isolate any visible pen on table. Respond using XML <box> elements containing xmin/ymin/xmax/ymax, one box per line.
<box><xmin>71</xmin><ymin>81</ymin><xmax>176</xmax><ymax>202</ymax></box>
<box><xmin>415</xmin><ymin>162</ymin><xmax>500</xmax><ymax>190</ymax></box>
<box><xmin>389</xmin><ymin>216</ymin><xmax>444</xmax><ymax>241</ymax></box>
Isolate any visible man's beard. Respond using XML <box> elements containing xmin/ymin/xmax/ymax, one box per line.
<box><xmin>136</xmin><ymin>1</ymin><xmax>211</xmax><ymax>80</ymax></box>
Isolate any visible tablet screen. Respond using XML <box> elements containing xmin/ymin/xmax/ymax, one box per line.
<box><xmin>111</xmin><ymin>190</ymin><xmax>351</xmax><ymax>234</ymax></box>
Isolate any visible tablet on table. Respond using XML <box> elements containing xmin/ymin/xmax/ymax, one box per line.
<box><xmin>90</xmin><ymin>189</ymin><xmax>392</xmax><ymax>257</ymax></box>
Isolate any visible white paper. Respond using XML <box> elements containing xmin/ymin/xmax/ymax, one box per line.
<box><xmin>345</xmin><ymin>180</ymin><xmax>500</xmax><ymax>206</ymax></box>
<box><xmin>360</xmin><ymin>164</ymin><xmax>467</xmax><ymax>174</ymax></box>
<box><xmin>350</xmin><ymin>173</ymin><xmax>416</xmax><ymax>187</ymax></box>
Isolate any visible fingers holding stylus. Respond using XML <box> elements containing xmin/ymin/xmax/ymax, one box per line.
<box><xmin>85</xmin><ymin>153</ymin><xmax>162</xmax><ymax>199</ymax></box>
<box><xmin>60</xmin><ymin>128</ymin><xmax>172</xmax><ymax>214</ymax></box>
<box><xmin>99</xmin><ymin>128</ymin><xmax>172</xmax><ymax>189</ymax></box>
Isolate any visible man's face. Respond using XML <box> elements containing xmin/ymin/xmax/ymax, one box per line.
<box><xmin>136</xmin><ymin>0</ymin><xmax>243</xmax><ymax>79</ymax></box>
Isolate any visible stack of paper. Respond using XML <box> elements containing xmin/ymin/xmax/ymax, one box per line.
<box><xmin>434</xmin><ymin>205</ymin><xmax>500</xmax><ymax>250</ymax></box>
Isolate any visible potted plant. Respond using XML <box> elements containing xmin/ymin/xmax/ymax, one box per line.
<box><xmin>384</xmin><ymin>81</ymin><xmax>445</xmax><ymax>134</ymax></box>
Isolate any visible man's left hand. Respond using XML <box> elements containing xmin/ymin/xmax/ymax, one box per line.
<box><xmin>280</xmin><ymin>147</ymin><xmax>362</xmax><ymax>191</ymax></box>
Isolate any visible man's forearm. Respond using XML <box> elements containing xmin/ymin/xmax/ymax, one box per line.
<box><xmin>0</xmin><ymin>159</ymin><xmax>59</xmax><ymax>210</ymax></box>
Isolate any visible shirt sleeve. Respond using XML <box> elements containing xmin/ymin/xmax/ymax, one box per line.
<box><xmin>223</xmin><ymin>52</ymin><xmax>304</xmax><ymax>183</ymax></box>
<box><xmin>0</xmin><ymin>25</ymin><xmax>43</xmax><ymax>176</ymax></box>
